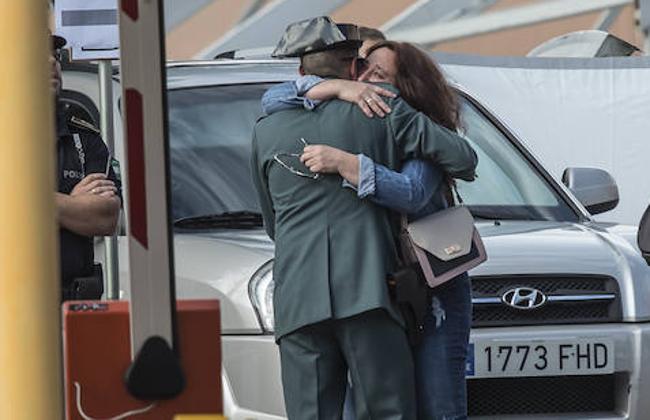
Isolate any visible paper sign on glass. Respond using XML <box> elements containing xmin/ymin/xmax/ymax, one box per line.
<box><xmin>55</xmin><ymin>0</ymin><xmax>120</xmax><ymax>61</ymax></box>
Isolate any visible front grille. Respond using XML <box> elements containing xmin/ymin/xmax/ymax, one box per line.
<box><xmin>473</xmin><ymin>275</ymin><xmax>611</xmax><ymax>295</ymax></box>
<box><xmin>474</xmin><ymin>301</ymin><xmax>610</xmax><ymax>324</ymax></box>
<box><xmin>471</xmin><ymin>275</ymin><xmax>621</xmax><ymax>327</ymax></box>
<box><xmin>468</xmin><ymin>374</ymin><xmax>616</xmax><ymax>416</ymax></box>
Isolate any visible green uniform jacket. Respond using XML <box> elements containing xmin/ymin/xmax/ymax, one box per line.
<box><xmin>251</xmin><ymin>88</ymin><xmax>477</xmax><ymax>340</ymax></box>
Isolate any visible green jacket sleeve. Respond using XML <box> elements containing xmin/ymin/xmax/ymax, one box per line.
<box><xmin>387</xmin><ymin>96</ymin><xmax>478</xmax><ymax>181</ymax></box>
<box><xmin>250</xmin><ymin>128</ymin><xmax>276</xmax><ymax>240</ymax></box>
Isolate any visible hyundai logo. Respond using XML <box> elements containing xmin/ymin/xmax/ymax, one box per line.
<box><xmin>501</xmin><ymin>287</ymin><xmax>547</xmax><ymax>310</ymax></box>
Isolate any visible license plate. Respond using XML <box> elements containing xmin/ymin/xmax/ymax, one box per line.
<box><xmin>466</xmin><ymin>338</ymin><xmax>614</xmax><ymax>378</ymax></box>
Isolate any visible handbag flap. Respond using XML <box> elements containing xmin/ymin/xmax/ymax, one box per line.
<box><xmin>406</xmin><ymin>206</ymin><xmax>475</xmax><ymax>262</ymax></box>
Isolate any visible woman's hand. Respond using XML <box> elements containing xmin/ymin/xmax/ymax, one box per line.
<box><xmin>300</xmin><ymin>145</ymin><xmax>360</xmax><ymax>185</ymax></box>
<box><xmin>306</xmin><ymin>79</ymin><xmax>396</xmax><ymax>118</ymax></box>
<box><xmin>301</xmin><ymin>145</ymin><xmax>347</xmax><ymax>173</ymax></box>
<box><xmin>336</xmin><ymin>80</ymin><xmax>395</xmax><ymax>118</ymax></box>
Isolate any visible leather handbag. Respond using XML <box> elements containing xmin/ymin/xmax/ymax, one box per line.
<box><xmin>399</xmin><ymin>205</ymin><xmax>487</xmax><ymax>288</ymax></box>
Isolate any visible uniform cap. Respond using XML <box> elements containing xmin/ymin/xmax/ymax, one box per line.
<box><xmin>52</xmin><ymin>34</ymin><xmax>67</xmax><ymax>50</ymax></box>
<box><xmin>272</xmin><ymin>16</ymin><xmax>362</xmax><ymax>58</ymax></box>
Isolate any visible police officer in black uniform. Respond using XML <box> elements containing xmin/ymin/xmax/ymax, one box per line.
<box><xmin>51</xmin><ymin>34</ymin><xmax>122</xmax><ymax>301</ymax></box>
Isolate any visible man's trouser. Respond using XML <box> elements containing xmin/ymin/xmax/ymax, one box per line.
<box><xmin>278</xmin><ymin>309</ymin><xmax>416</xmax><ymax>420</ymax></box>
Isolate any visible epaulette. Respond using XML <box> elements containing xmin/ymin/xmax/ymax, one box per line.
<box><xmin>69</xmin><ymin>116</ymin><xmax>101</xmax><ymax>135</ymax></box>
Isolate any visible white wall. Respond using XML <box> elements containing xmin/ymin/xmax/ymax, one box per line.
<box><xmin>439</xmin><ymin>54</ymin><xmax>650</xmax><ymax>225</ymax></box>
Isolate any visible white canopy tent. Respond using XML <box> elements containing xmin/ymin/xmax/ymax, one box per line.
<box><xmin>437</xmin><ymin>54</ymin><xmax>650</xmax><ymax>225</ymax></box>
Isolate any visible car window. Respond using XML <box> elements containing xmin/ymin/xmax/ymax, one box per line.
<box><xmin>168</xmin><ymin>84</ymin><xmax>269</xmax><ymax>221</ymax></box>
<box><xmin>167</xmin><ymin>83</ymin><xmax>578</xmax><ymax>224</ymax></box>
<box><xmin>456</xmin><ymin>98</ymin><xmax>579</xmax><ymax>222</ymax></box>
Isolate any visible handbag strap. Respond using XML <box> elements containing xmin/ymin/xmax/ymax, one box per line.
<box><xmin>398</xmin><ymin>214</ymin><xmax>414</xmax><ymax>266</ymax></box>
<box><xmin>450</xmin><ymin>181</ymin><xmax>464</xmax><ymax>206</ymax></box>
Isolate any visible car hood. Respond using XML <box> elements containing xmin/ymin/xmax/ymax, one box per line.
<box><xmin>108</xmin><ymin>229</ymin><xmax>274</xmax><ymax>334</ymax></box>
<box><xmin>108</xmin><ymin>221</ymin><xmax>650</xmax><ymax>334</ymax></box>
<box><xmin>186</xmin><ymin>221</ymin><xmax>650</xmax><ymax>323</ymax></box>
<box><xmin>473</xmin><ymin>220</ymin><xmax>650</xmax><ymax>320</ymax></box>
<box><xmin>172</xmin><ymin>229</ymin><xmax>274</xmax><ymax>334</ymax></box>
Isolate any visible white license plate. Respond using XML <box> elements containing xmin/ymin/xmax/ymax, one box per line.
<box><xmin>466</xmin><ymin>338</ymin><xmax>614</xmax><ymax>378</ymax></box>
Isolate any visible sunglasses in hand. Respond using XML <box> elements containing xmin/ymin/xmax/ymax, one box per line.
<box><xmin>273</xmin><ymin>138</ymin><xmax>321</xmax><ymax>180</ymax></box>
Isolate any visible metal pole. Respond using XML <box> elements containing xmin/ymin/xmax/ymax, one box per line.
<box><xmin>388</xmin><ymin>0</ymin><xmax>633</xmax><ymax>46</ymax></box>
<box><xmin>195</xmin><ymin>0</ymin><xmax>351</xmax><ymax>59</ymax></box>
<box><xmin>0</xmin><ymin>1</ymin><xmax>63</xmax><ymax>419</ymax></box>
<box><xmin>238</xmin><ymin>0</ymin><xmax>265</xmax><ymax>24</ymax></box>
<box><xmin>594</xmin><ymin>6</ymin><xmax>623</xmax><ymax>31</ymax></box>
<box><xmin>98</xmin><ymin>59</ymin><xmax>120</xmax><ymax>300</ymax></box>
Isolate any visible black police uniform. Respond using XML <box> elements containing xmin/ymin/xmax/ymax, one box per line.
<box><xmin>56</xmin><ymin>104</ymin><xmax>121</xmax><ymax>301</ymax></box>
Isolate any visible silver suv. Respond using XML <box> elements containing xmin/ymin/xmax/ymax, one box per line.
<box><xmin>62</xmin><ymin>59</ymin><xmax>650</xmax><ymax>419</ymax></box>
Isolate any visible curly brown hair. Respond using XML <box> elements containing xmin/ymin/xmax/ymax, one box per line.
<box><xmin>365</xmin><ymin>41</ymin><xmax>460</xmax><ymax>132</ymax></box>
<box><xmin>366</xmin><ymin>41</ymin><xmax>463</xmax><ymax>203</ymax></box>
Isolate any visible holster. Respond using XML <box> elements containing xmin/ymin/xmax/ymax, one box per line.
<box><xmin>66</xmin><ymin>263</ymin><xmax>104</xmax><ymax>301</ymax></box>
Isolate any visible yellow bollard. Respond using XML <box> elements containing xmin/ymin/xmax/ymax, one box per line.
<box><xmin>0</xmin><ymin>1</ymin><xmax>62</xmax><ymax>420</ymax></box>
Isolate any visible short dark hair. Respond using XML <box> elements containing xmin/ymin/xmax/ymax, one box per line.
<box><xmin>359</xmin><ymin>27</ymin><xmax>386</xmax><ymax>42</ymax></box>
<box><xmin>300</xmin><ymin>47</ymin><xmax>358</xmax><ymax>79</ymax></box>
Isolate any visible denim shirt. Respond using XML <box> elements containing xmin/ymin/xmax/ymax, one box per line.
<box><xmin>261</xmin><ymin>75</ymin><xmax>324</xmax><ymax>114</ymax></box>
<box><xmin>261</xmin><ymin>77</ymin><xmax>446</xmax><ymax>215</ymax></box>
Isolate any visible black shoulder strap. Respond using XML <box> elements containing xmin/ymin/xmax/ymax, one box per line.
<box><xmin>452</xmin><ymin>183</ymin><xmax>463</xmax><ymax>205</ymax></box>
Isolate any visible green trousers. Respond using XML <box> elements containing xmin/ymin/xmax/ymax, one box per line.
<box><xmin>278</xmin><ymin>309</ymin><xmax>416</xmax><ymax>420</ymax></box>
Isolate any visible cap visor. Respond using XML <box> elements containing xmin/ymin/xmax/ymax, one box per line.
<box><xmin>52</xmin><ymin>35</ymin><xmax>67</xmax><ymax>49</ymax></box>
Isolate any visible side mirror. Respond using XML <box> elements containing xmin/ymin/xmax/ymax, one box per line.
<box><xmin>639</xmin><ymin>206</ymin><xmax>650</xmax><ymax>265</ymax></box>
<box><xmin>562</xmin><ymin>167</ymin><xmax>619</xmax><ymax>215</ymax></box>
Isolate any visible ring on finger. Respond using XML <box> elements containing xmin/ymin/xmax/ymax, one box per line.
<box><xmin>365</xmin><ymin>97</ymin><xmax>374</xmax><ymax>104</ymax></box>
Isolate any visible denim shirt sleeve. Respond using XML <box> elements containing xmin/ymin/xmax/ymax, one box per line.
<box><xmin>341</xmin><ymin>154</ymin><xmax>376</xmax><ymax>198</ymax></box>
<box><xmin>261</xmin><ymin>76</ymin><xmax>324</xmax><ymax>114</ymax></box>
<box><xmin>344</xmin><ymin>156</ymin><xmax>445</xmax><ymax>214</ymax></box>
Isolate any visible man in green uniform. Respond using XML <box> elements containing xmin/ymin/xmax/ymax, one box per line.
<box><xmin>251</xmin><ymin>17</ymin><xmax>477</xmax><ymax>419</ymax></box>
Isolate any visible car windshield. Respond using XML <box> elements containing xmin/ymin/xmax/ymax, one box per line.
<box><xmin>455</xmin><ymin>98</ymin><xmax>578</xmax><ymax>221</ymax></box>
<box><xmin>167</xmin><ymin>83</ymin><xmax>579</xmax><ymax>224</ymax></box>
<box><xmin>168</xmin><ymin>84</ymin><xmax>271</xmax><ymax>221</ymax></box>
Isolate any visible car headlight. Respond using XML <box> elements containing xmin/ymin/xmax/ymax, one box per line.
<box><xmin>248</xmin><ymin>259</ymin><xmax>275</xmax><ymax>333</ymax></box>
